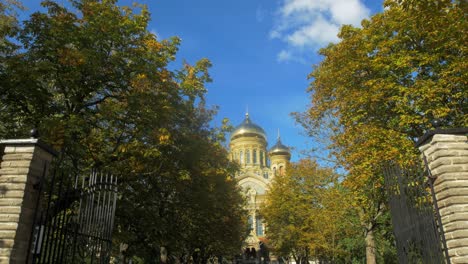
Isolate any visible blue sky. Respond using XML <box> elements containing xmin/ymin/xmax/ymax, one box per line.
<box><xmin>23</xmin><ymin>0</ymin><xmax>385</xmax><ymax>165</ymax></box>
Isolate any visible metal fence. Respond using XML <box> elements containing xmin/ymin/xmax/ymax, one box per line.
<box><xmin>382</xmin><ymin>159</ymin><xmax>450</xmax><ymax>264</ymax></box>
<box><xmin>28</xmin><ymin>167</ymin><xmax>118</xmax><ymax>263</ymax></box>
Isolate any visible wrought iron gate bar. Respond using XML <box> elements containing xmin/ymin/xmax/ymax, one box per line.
<box><xmin>29</xmin><ymin>167</ymin><xmax>118</xmax><ymax>263</ymax></box>
<box><xmin>383</xmin><ymin>161</ymin><xmax>449</xmax><ymax>264</ymax></box>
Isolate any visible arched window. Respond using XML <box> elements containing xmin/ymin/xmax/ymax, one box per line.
<box><xmin>246</xmin><ymin>150</ymin><xmax>251</xmax><ymax>164</ymax></box>
<box><xmin>253</xmin><ymin>149</ymin><xmax>257</xmax><ymax>164</ymax></box>
<box><xmin>273</xmin><ymin>167</ymin><xmax>276</xmax><ymax>176</ymax></box>
<box><xmin>263</xmin><ymin>172</ymin><xmax>268</xmax><ymax>179</ymax></box>
<box><xmin>279</xmin><ymin>166</ymin><xmax>284</xmax><ymax>175</ymax></box>
<box><xmin>256</xmin><ymin>216</ymin><xmax>263</xmax><ymax>236</ymax></box>
<box><xmin>248</xmin><ymin>215</ymin><xmax>253</xmax><ymax>231</ymax></box>
<box><xmin>239</xmin><ymin>151</ymin><xmax>243</xmax><ymax>164</ymax></box>
<box><xmin>260</xmin><ymin>151</ymin><xmax>264</xmax><ymax>166</ymax></box>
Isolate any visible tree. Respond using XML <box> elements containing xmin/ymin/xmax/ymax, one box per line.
<box><xmin>1</xmin><ymin>0</ymin><xmax>246</xmax><ymax>262</ymax></box>
<box><xmin>262</xmin><ymin>159</ymin><xmax>358</xmax><ymax>263</ymax></box>
<box><xmin>0</xmin><ymin>0</ymin><xmax>23</xmax><ymax>137</ymax></box>
<box><xmin>0</xmin><ymin>0</ymin><xmax>22</xmax><ymax>53</ymax></box>
<box><xmin>297</xmin><ymin>0</ymin><xmax>466</xmax><ymax>262</ymax></box>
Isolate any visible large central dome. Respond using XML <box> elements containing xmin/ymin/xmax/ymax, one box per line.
<box><xmin>230</xmin><ymin>113</ymin><xmax>266</xmax><ymax>141</ymax></box>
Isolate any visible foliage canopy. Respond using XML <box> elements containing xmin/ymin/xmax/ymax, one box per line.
<box><xmin>262</xmin><ymin>159</ymin><xmax>360</xmax><ymax>263</ymax></box>
<box><xmin>296</xmin><ymin>0</ymin><xmax>466</xmax><ymax>262</ymax></box>
<box><xmin>0</xmin><ymin>0</ymin><xmax>246</xmax><ymax>262</ymax></box>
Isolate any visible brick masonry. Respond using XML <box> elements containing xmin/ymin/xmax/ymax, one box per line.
<box><xmin>419</xmin><ymin>133</ymin><xmax>468</xmax><ymax>263</ymax></box>
<box><xmin>0</xmin><ymin>139</ymin><xmax>56</xmax><ymax>264</ymax></box>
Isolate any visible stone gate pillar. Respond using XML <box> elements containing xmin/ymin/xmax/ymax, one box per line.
<box><xmin>0</xmin><ymin>138</ymin><xmax>57</xmax><ymax>263</ymax></box>
<box><xmin>417</xmin><ymin>128</ymin><xmax>468</xmax><ymax>263</ymax></box>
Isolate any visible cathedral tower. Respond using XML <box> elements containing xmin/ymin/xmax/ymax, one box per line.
<box><xmin>268</xmin><ymin>132</ymin><xmax>291</xmax><ymax>176</ymax></box>
<box><xmin>229</xmin><ymin>112</ymin><xmax>268</xmax><ymax>168</ymax></box>
<box><xmin>229</xmin><ymin>112</ymin><xmax>291</xmax><ymax>259</ymax></box>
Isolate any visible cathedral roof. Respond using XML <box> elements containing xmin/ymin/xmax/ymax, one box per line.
<box><xmin>230</xmin><ymin>113</ymin><xmax>267</xmax><ymax>141</ymax></box>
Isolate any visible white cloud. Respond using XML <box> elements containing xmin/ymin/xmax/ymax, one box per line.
<box><xmin>277</xmin><ymin>50</ymin><xmax>306</xmax><ymax>64</ymax></box>
<box><xmin>281</xmin><ymin>0</ymin><xmax>327</xmax><ymax>17</ymax></box>
<box><xmin>271</xmin><ymin>0</ymin><xmax>371</xmax><ymax>62</ymax></box>
<box><xmin>277</xmin><ymin>50</ymin><xmax>293</xmax><ymax>62</ymax></box>
<box><xmin>329</xmin><ymin>0</ymin><xmax>370</xmax><ymax>25</ymax></box>
<box><xmin>270</xmin><ymin>30</ymin><xmax>281</xmax><ymax>39</ymax></box>
<box><xmin>286</xmin><ymin>16</ymin><xmax>340</xmax><ymax>47</ymax></box>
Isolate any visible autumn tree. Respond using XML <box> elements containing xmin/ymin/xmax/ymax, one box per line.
<box><xmin>296</xmin><ymin>0</ymin><xmax>466</xmax><ymax>263</ymax></box>
<box><xmin>0</xmin><ymin>0</ymin><xmax>22</xmax><ymax>53</ymax></box>
<box><xmin>0</xmin><ymin>0</ymin><xmax>246</xmax><ymax>262</ymax></box>
<box><xmin>262</xmin><ymin>159</ymin><xmax>358</xmax><ymax>263</ymax></box>
<box><xmin>0</xmin><ymin>0</ymin><xmax>23</xmax><ymax>136</ymax></box>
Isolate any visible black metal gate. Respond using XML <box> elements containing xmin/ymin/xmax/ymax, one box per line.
<box><xmin>28</xmin><ymin>167</ymin><xmax>118</xmax><ymax>263</ymax></box>
<box><xmin>382</xmin><ymin>159</ymin><xmax>450</xmax><ymax>264</ymax></box>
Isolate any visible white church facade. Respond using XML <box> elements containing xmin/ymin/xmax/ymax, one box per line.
<box><xmin>229</xmin><ymin>112</ymin><xmax>291</xmax><ymax>261</ymax></box>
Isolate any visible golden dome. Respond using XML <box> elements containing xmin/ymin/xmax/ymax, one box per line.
<box><xmin>269</xmin><ymin>138</ymin><xmax>290</xmax><ymax>156</ymax></box>
<box><xmin>230</xmin><ymin>113</ymin><xmax>266</xmax><ymax>141</ymax></box>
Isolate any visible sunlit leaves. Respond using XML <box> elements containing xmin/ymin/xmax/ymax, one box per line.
<box><xmin>262</xmin><ymin>160</ymin><xmax>355</xmax><ymax>262</ymax></box>
<box><xmin>298</xmin><ymin>1</ymin><xmax>466</xmax><ymax>262</ymax></box>
<box><xmin>0</xmin><ymin>0</ymin><xmax>246</xmax><ymax>261</ymax></box>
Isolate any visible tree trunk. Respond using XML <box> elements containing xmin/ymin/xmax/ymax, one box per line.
<box><xmin>292</xmin><ymin>254</ymin><xmax>299</xmax><ymax>264</ymax></box>
<box><xmin>365</xmin><ymin>228</ymin><xmax>376</xmax><ymax>264</ymax></box>
<box><xmin>161</xmin><ymin>246</ymin><xmax>168</xmax><ymax>264</ymax></box>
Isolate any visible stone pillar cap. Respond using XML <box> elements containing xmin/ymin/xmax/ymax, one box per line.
<box><xmin>0</xmin><ymin>138</ymin><xmax>59</xmax><ymax>156</ymax></box>
<box><xmin>416</xmin><ymin>127</ymin><xmax>468</xmax><ymax>147</ymax></box>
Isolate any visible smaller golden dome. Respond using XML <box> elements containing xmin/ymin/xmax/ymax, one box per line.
<box><xmin>230</xmin><ymin>113</ymin><xmax>266</xmax><ymax>141</ymax></box>
<box><xmin>269</xmin><ymin>138</ymin><xmax>290</xmax><ymax>156</ymax></box>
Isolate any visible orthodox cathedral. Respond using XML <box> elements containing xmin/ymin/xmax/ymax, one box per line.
<box><xmin>229</xmin><ymin>112</ymin><xmax>291</xmax><ymax>261</ymax></box>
